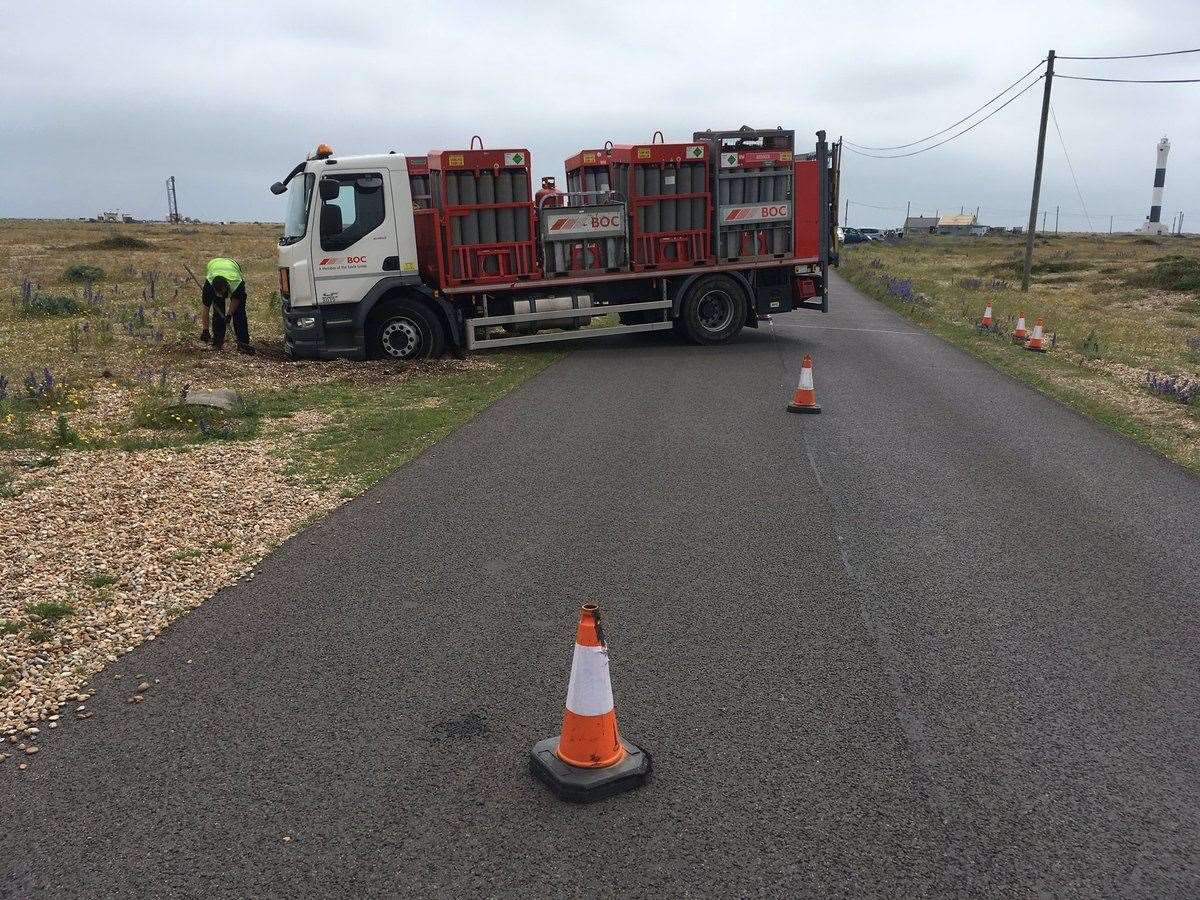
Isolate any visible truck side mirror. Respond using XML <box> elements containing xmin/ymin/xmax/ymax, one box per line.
<box><xmin>318</xmin><ymin>178</ymin><xmax>340</xmax><ymax>202</ymax></box>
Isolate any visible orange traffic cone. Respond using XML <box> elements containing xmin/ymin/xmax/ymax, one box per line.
<box><xmin>787</xmin><ymin>354</ymin><xmax>821</xmax><ymax>414</ymax></box>
<box><xmin>1026</xmin><ymin>317</ymin><xmax>1047</xmax><ymax>352</ymax></box>
<box><xmin>1012</xmin><ymin>312</ymin><xmax>1028</xmax><ymax>344</ymax></box>
<box><xmin>979</xmin><ymin>304</ymin><xmax>993</xmax><ymax>329</ymax></box>
<box><xmin>530</xmin><ymin>604</ymin><xmax>651</xmax><ymax>802</ymax></box>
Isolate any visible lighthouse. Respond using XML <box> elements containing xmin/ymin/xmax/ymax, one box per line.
<box><xmin>1141</xmin><ymin>136</ymin><xmax>1171</xmax><ymax>235</ymax></box>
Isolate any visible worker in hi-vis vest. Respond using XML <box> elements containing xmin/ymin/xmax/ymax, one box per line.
<box><xmin>200</xmin><ymin>257</ymin><xmax>254</xmax><ymax>353</ymax></box>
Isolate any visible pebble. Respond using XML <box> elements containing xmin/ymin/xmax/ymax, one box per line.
<box><xmin>25</xmin><ymin>746</ymin><xmax>38</xmax><ymax>755</ymax></box>
<box><xmin>137</xmin><ymin>682</ymin><xmax>151</xmax><ymax>692</ymax></box>
<box><xmin>1</xmin><ymin>436</ymin><xmax>344</xmax><ymax>735</ymax></box>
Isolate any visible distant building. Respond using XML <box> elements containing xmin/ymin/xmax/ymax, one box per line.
<box><xmin>903</xmin><ymin>216</ymin><xmax>938</xmax><ymax>236</ymax></box>
<box><xmin>936</xmin><ymin>213</ymin><xmax>978</xmax><ymax>236</ymax></box>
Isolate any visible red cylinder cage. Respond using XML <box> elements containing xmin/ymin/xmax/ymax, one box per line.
<box><xmin>423</xmin><ymin>138</ymin><xmax>540</xmax><ymax>287</ymax></box>
<box><xmin>607</xmin><ymin>133</ymin><xmax>712</xmax><ymax>271</ymax></box>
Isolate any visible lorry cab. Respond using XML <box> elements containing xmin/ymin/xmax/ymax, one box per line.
<box><xmin>276</xmin><ymin>147</ymin><xmax>428</xmax><ymax>359</ymax></box>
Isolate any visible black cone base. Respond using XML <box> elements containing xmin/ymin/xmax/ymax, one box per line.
<box><xmin>788</xmin><ymin>403</ymin><xmax>821</xmax><ymax>414</ymax></box>
<box><xmin>529</xmin><ymin>736</ymin><xmax>651</xmax><ymax>803</ymax></box>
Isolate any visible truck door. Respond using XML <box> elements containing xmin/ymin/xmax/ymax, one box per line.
<box><xmin>311</xmin><ymin>170</ymin><xmax>399</xmax><ymax>308</ymax></box>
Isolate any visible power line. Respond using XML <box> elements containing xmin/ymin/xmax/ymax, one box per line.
<box><xmin>847</xmin><ymin>200</ymin><xmax>907</xmax><ymax>212</ymax></box>
<box><xmin>844</xmin><ymin>58</ymin><xmax>1045</xmax><ymax>151</ymax></box>
<box><xmin>1049</xmin><ymin>104</ymin><xmax>1093</xmax><ymax>233</ymax></box>
<box><xmin>1057</xmin><ymin>48</ymin><xmax>1200</xmax><ymax>60</ymax></box>
<box><xmin>843</xmin><ymin>76</ymin><xmax>1044</xmax><ymax>159</ymax></box>
<box><xmin>1057</xmin><ymin>74</ymin><xmax>1200</xmax><ymax>83</ymax></box>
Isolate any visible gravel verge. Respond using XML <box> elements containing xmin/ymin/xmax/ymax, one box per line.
<box><xmin>0</xmin><ymin>425</ymin><xmax>341</xmax><ymax>740</ymax></box>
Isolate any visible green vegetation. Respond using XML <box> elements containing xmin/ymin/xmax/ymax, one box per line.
<box><xmin>22</xmin><ymin>293</ymin><xmax>82</xmax><ymax>317</ymax></box>
<box><xmin>0</xmin><ymin>620</ymin><xmax>22</xmax><ymax>636</ymax></box>
<box><xmin>25</xmin><ymin>601</ymin><xmax>75</xmax><ymax>622</ymax></box>
<box><xmin>260</xmin><ymin>352</ymin><xmax>557</xmax><ymax>493</ymax></box>
<box><xmin>64</xmin><ymin>263</ymin><xmax>105</xmax><ymax>283</ymax></box>
<box><xmin>87</xmin><ymin>234</ymin><xmax>152</xmax><ymax>251</ymax></box>
<box><xmin>1127</xmin><ymin>255</ymin><xmax>1200</xmax><ymax>293</ymax></box>
<box><xmin>84</xmin><ymin>573</ymin><xmax>119</xmax><ymax>589</ymax></box>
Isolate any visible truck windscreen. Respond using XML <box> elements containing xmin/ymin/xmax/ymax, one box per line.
<box><xmin>280</xmin><ymin>173</ymin><xmax>314</xmax><ymax>245</ymax></box>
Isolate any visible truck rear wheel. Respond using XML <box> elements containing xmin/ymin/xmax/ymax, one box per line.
<box><xmin>368</xmin><ymin>298</ymin><xmax>446</xmax><ymax>360</ymax></box>
<box><xmin>677</xmin><ymin>275</ymin><xmax>747</xmax><ymax>345</ymax></box>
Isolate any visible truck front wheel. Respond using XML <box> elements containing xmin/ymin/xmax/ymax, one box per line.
<box><xmin>368</xmin><ymin>298</ymin><xmax>446</xmax><ymax>360</ymax></box>
<box><xmin>677</xmin><ymin>275</ymin><xmax>747</xmax><ymax>345</ymax></box>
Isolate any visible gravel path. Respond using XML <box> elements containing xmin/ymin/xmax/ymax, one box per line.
<box><xmin>2</xmin><ymin>274</ymin><xmax>1198</xmax><ymax>897</ymax></box>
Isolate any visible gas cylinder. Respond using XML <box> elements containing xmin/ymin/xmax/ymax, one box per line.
<box><xmin>535</xmin><ymin>176</ymin><xmax>565</xmax><ymax>209</ymax></box>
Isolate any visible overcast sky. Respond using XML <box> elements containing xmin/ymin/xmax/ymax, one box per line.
<box><xmin>5</xmin><ymin>0</ymin><xmax>1198</xmax><ymax>231</ymax></box>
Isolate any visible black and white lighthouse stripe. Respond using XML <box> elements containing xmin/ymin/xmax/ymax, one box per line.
<box><xmin>1148</xmin><ymin>137</ymin><xmax>1169</xmax><ymax>225</ymax></box>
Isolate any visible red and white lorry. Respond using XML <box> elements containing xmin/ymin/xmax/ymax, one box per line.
<box><xmin>271</xmin><ymin>127</ymin><xmax>841</xmax><ymax>359</ymax></box>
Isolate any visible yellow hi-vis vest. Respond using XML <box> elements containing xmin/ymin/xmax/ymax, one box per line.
<box><xmin>205</xmin><ymin>258</ymin><xmax>244</xmax><ymax>292</ymax></box>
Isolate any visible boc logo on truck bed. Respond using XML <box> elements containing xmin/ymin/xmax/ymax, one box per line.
<box><xmin>720</xmin><ymin>202</ymin><xmax>792</xmax><ymax>224</ymax></box>
<box><xmin>541</xmin><ymin>205</ymin><xmax>626</xmax><ymax>239</ymax></box>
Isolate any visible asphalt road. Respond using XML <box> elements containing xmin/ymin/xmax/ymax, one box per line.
<box><xmin>3</xmin><ymin>274</ymin><xmax>1199</xmax><ymax>898</ymax></box>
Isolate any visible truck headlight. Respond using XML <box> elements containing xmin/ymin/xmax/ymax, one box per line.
<box><xmin>295</xmin><ymin>316</ymin><xmax>316</xmax><ymax>329</ymax></box>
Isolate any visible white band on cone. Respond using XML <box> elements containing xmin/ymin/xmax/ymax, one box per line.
<box><xmin>565</xmin><ymin>644</ymin><xmax>615</xmax><ymax>716</ymax></box>
<box><xmin>799</xmin><ymin>367</ymin><xmax>814</xmax><ymax>390</ymax></box>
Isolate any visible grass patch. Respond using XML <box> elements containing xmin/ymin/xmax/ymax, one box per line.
<box><xmin>22</xmin><ymin>292</ymin><xmax>83</xmax><ymax>316</ymax></box>
<box><xmin>1126</xmin><ymin>255</ymin><xmax>1200</xmax><ymax>293</ymax></box>
<box><xmin>25</xmin><ymin>600</ymin><xmax>75</xmax><ymax>622</ymax></box>
<box><xmin>86</xmin><ymin>234</ymin><xmax>152</xmax><ymax>251</ymax></box>
<box><xmin>130</xmin><ymin>397</ymin><xmax>259</xmax><ymax>443</ymax></box>
<box><xmin>263</xmin><ymin>353</ymin><xmax>559</xmax><ymax>492</ymax></box>
<box><xmin>0</xmin><ymin>620</ymin><xmax>22</xmax><ymax>636</ymax></box>
<box><xmin>64</xmin><ymin>263</ymin><xmax>105</xmax><ymax>283</ymax></box>
<box><xmin>170</xmin><ymin>548</ymin><xmax>203</xmax><ymax>562</ymax></box>
<box><xmin>84</xmin><ymin>573</ymin><xmax>119</xmax><ymax>589</ymax></box>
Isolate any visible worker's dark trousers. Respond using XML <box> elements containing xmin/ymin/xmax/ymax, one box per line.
<box><xmin>211</xmin><ymin>299</ymin><xmax>250</xmax><ymax>348</ymax></box>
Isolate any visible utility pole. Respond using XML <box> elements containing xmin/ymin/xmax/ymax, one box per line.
<box><xmin>844</xmin><ymin>197</ymin><xmax>849</xmax><ymax>228</ymax></box>
<box><xmin>1042</xmin><ymin>210</ymin><xmax>1048</xmax><ymax>233</ymax></box>
<box><xmin>905</xmin><ymin>200</ymin><xmax>911</xmax><ymax>226</ymax></box>
<box><xmin>1055</xmin><ymin>205</ymin><xmax>1060</xmax><ymax>235</ymax></box>
<box><xmin>1109</xmin><ymin>215</ymin><xmax>1113</xmax><ymax>234</ymax></box>
<box><xmin>1179</xmin><ymin>211</ymin><xmax>1186</xmax><ymax>235</ymax></box>
<box><xmin>1171</xmin><ymin>211</ymin><xmax>1179</xmax><ymax>234</ymax></box>
<box><xmin>1022</xmin><ymin>50</ymin><xmax>1054</xmax><ymax>292</ymax></box>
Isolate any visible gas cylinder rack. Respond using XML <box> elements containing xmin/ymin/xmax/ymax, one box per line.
<box><xmin>608</xmin><ymin>133</ymin><xmax>711</xmax><ymax>271</ymax></box>
<box><xmin>423</xmin><ymin>140</ymin><xmax>537</xmax><ymax>286</ymax></box>
<box><xmin>692</xmin><ymin>127</ymin><xmax>796</xmax><ymax>262</ymax></box>
<box><xmin>564</xmin><ymin>147</ymin><xmax>614</xmax><ymax>205</ymax></box>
